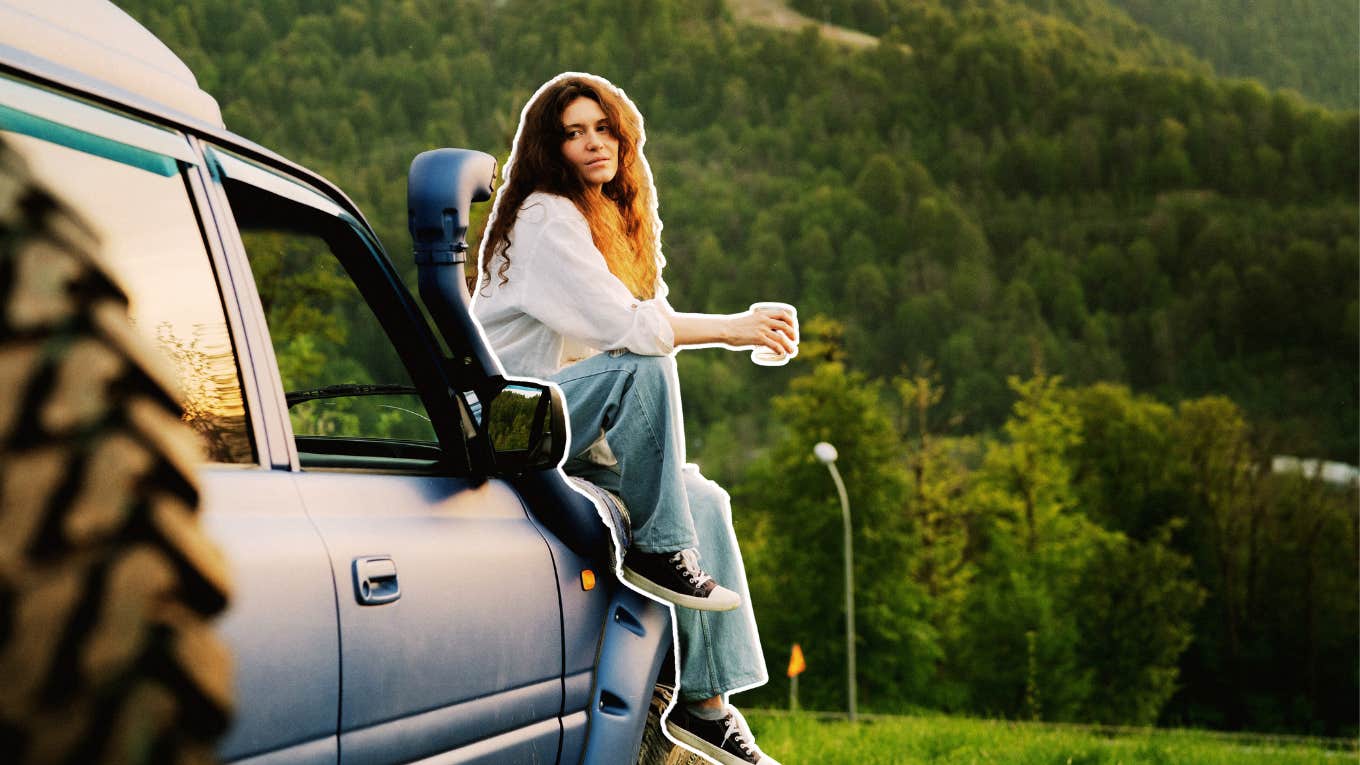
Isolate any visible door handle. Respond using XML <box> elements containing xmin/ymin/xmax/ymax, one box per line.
<box><xmin>353</xmin><ymin>556</ymin><xmax>400</xmax><ymax>605</ymax></box>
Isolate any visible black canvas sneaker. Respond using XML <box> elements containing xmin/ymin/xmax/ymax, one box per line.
<box><xmin>621</xmin><ymin>548</ymin><xmax>741</xmax><ymax>611</ymax></box>
<box><xmin>665</xmin><ymin>704</ymin><xmax>779</xmax><ymax>765</ymax></box>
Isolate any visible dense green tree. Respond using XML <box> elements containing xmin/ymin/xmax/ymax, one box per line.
<box><xmin>1062</xmin><ymin>383</ymin><xmax>1180</xmax><ymax>538</ymax></box>
<box><xmin>895</xmin><ymin>371</ymin><xmax>979</xmax><ymax>708</ymax></box>
<box><xmin>953</xmin><ymin>376</ymin><xmax>1097</xmax><ymax>720</ymax></box>
<box><xmin>1072</xmin><ymin>523</ymin><xmax>1204</xmax><ymax>725</ymax></box>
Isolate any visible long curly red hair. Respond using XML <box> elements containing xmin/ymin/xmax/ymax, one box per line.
<box><xmin>479</xmin><ymin>73</ymin><xmax>661</xmax><ymax>299</ymax></box>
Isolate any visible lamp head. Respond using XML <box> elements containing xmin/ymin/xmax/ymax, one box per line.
<box><xmin>813</xmin><ymin>442</ymin><xmax>838</xmax><ymax>464</ymax></box>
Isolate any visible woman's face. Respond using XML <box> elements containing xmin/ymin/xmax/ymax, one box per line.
<box><xmin>560</xmin><ymin>96</ymin><xmax>619</xmax><ymax>188</ymax></box>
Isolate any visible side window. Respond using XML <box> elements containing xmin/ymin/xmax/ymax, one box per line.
<box><xmin>213</xmin><ymin>151</ymin><xmax>439</xmax><ymax>468</ymax></box>
<box><xmin>1</xmin><ymin>120</ymin><xmax>253</xmax><ymax>464</ymax></box>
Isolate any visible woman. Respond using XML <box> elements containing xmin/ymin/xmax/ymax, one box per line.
<box><xmin>473</xmin><ymin>72</ymin><xmax>793</xmax><ymax>765</ymax></box>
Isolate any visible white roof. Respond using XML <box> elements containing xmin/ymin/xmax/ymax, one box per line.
<box><xmin>1271</xmin><ymin>456</ymin><xmax>1360</xmax><ymax>487</ymax></box>
<box><xmin>0</xmin><ymin>0</ymin><xmax>223</xmax><ymax>127</ymax></box>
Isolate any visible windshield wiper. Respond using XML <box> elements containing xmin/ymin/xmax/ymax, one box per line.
<box><xmin>285</xmin><ymin>383</ymin><xmax>419</xmax><ymax>408</ymax></box>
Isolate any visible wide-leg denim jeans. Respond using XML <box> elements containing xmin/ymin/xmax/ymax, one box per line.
<box><xmin>549</xmin><ymin>352</ymin><xmax>769</xmax><ymax>702</ymax></box>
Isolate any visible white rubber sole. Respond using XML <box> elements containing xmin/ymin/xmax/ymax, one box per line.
<box><xmin>620</xmin><ymin>566</ymin><xmax>741</xmax><ymax>611</ymax></box>
<box><xmin>664</xmin><ymin>718</ymin><xmax>777</xmax><ymax>765</ymax></box>
<box><xmin>665</xmin><ymin>719</ymin><xmax>746</xmax><ymax>765</ymax></box>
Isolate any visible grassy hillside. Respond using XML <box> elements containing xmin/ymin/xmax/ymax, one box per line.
<box><xmin>793</xmin><ymin>0</ymin><xmax>1359</xmax><ymax>109</ymax></box>
<box><xmin>790</xmin><ymin>0</ymin><xmax>1212</xmax><ymax>73</ymax></box>
<box><xmin>1109</xmin><ymin>0</ymin><xmax>1360</xmax><ymax>109</ymax></box>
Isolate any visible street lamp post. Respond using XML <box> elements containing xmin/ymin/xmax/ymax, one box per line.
<box><xmin>813</xmin><ymin>441</ymin><xmax>857</xmax><ymax>722</ymax></box>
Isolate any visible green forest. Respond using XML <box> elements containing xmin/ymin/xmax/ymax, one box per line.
<box><xmin>116</xmin><ymin>0</ymin><xmax>1358</xmax><ymax>737</ymax></box>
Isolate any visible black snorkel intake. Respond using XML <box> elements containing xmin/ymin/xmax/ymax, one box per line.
<box><xmin>408</xmin><ymin>148</ymin><xmax>569</xmax><ymax>478</ymax></box>
<box><xmin>407</xmin><ymin>148</ymin><xmax>502</xmax><ymax>396</ymax></box>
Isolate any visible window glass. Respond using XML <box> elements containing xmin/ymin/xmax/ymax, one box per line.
<box><xmin>3</xmin><ymin>130</ymin><xmax>254</xmax><ymax>463</ymax></box>
<box><xmin>222</xmin><ymin>174</ymin><xmax>437</xmax><ymax>455</ymax></box>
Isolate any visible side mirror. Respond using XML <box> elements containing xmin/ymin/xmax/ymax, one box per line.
<box><xmin>482</xmin><ymin>380</ymin><xmax>568</xmax><ymax>475</ymax></box>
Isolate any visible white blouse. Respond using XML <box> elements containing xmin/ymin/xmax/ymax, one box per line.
<box><xmin>471</xmin><ymin>191</ymin><xmax>675</xmax><ymax>380</ymax></box>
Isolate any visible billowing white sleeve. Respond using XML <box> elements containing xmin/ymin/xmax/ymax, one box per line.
<box><xmin>516</xmin><ymin>216</ymin><xmax>675</xmax><ymax>356</ymax></box>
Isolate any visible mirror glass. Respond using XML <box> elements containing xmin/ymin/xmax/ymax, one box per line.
<box><xmin>486</xmin><ymin>384</ymin><xmax>543</xmax><ymax>454</ymax></box>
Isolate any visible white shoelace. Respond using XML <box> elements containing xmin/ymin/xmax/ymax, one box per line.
<box><xmin>721</xmin><ymin>708</ymin><xmax>759</xmax><ymax>757</ymax></box>
<box><xmin>670</xmin><ymin>549</ymin><xmax>713</xmax><ymax>588</ymax></box>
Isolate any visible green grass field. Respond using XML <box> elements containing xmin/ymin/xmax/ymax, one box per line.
<box><xmin>743</xmin><ymin>712</ymin><xmax>1355</xmax><ymax>764</ymax></box>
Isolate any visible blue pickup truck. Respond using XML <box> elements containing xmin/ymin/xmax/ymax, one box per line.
<box><xmin>0</xmin><ymin>1</ymin><xmax>676</xmax><ymax>762</ymax></box>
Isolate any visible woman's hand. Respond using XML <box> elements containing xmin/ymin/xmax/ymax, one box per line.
<box><xmin>725</xmin><ymin>307</ymin><xmax>797</xmax><ymax>356</ymax></box>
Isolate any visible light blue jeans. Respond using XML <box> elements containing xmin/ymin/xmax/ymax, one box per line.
<box><xmin>550</xmin><ymin>352</ymin><xmax>769</xmax><ymax>702</ymax></box>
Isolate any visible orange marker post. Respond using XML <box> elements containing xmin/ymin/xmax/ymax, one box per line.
<box><xmin>787</xmin><ymin>643</ymin><xmax>806</xmax><ymax>711</ymax></box>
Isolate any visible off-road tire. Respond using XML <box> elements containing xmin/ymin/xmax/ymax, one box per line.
<box><xmin>0</xmin><ymin>138</ymin><xmax>232</xmax><ymax>764</ymax></box>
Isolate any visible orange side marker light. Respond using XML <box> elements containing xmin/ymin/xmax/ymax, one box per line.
<box><xmin>580</xmin><ymin>569</ymin><xmax>596</xmax><ymax>591</ymax></box>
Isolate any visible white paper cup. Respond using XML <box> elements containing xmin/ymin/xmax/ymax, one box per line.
<box><xmin>749</xmin><ymin>302</ymin><xmax>798</xmax><ymax>366</ymax></box>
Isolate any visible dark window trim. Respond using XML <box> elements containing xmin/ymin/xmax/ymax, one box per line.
<box><xmin>181</xmin><ymin>145</ymin><xmax>270</xmax><ymax>467</ymax></box>
<box><xmin>213</xmin><ymin>153</ymin><xmax>473</xmax><ymax>476</ymax></box>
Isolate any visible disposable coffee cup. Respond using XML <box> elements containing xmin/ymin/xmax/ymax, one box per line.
<box><xmin>749</xmin><ymin>302</ymin><xmax>798</xmax><ymax>366</ymax></box>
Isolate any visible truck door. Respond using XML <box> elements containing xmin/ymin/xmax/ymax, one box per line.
<box><xmin>205</xmin><ymin>147</ymin><xmax>565</xmax><ymax>765</ymax></box>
